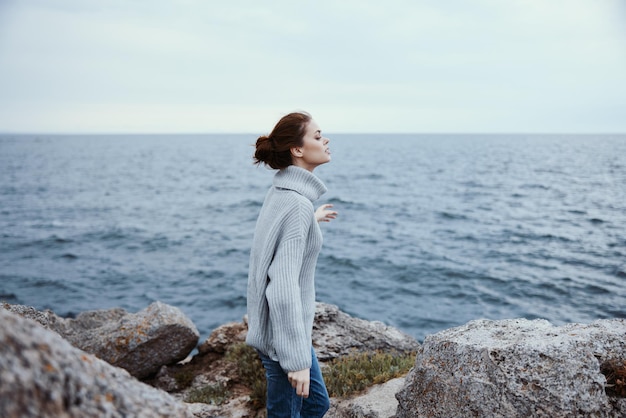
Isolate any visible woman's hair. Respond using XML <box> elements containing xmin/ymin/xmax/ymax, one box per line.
<box><xmin>254</xmin><ymin>111</ymin><xmax>312</xmax><ymax>169</ymax></box>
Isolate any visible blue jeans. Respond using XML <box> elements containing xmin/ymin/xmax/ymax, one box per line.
<box><xmin>258</xmin><ymin>347</ymin><xmax>330</xmax><ymax>417</ymax></box>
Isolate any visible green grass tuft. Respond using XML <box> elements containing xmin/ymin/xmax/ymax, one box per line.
<box><xmin>220</xmin><ymin>344</ymin><xmax>416</xmax><ymax>406</ymax></box>
<box><xmin>185</xmin><ymin>382</ymin><xmax>231</xmax><ymax>404</ymax></box>
<box><xmin>225</xmin><ymin>343</ymin><xmax>267</xmax><ymax>408</ymax></box>
<box><xmin>322</xmin><ymin>350</ymin><xmax>416</xmax><ymax>397</ymax></box>
<box><xmin>173</xmin><ymin>369</ymin><xmax>195</xmax><ymax>389</ymax></box>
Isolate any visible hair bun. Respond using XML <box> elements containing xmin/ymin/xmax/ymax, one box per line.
<box><xmin>253</xmin><ymin>111</ymin><xmax>311</xmax><ymax>169</ymax></box>
<box><xmin>254</xmin><ymin>135</ymin><xmax>273</xmax><ymax>166</ymax></box>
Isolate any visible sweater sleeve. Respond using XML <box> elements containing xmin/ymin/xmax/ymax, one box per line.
<box><xmin>265</xmin><ymin>206</ymin><xmax>313</xmax><ymax>372</ymax></box>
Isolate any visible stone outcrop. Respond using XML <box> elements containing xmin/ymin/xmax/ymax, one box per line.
<box><xmin>13</xmin><ymin>301</ymin><xmax>200</xmax><ymax>379</ymax></box>
<box><xmin>0</xmin><ymin>308</ymin><xmax>193</xmax><ymax>418</ymax></box>
<box><xmin>328</xmin><ymin>377</ymin><xmax>406</xmax><ymax>418</ymax></box>
<box><xmin>2</xmin><ymin>303</ymin><xmax>57</xmax><ymax>328</ymax></box>
<box><xmin>7</xmin><ymin>298</ymin><xmax>626</xmax><ymax>418</ymax></box>
<box><xmin>156</xmin><ymin>302</ymin><xmax>419</xmax><ymax>417</ymax></box>
<box><xmin>396</xmin><ymin>318</ymin><xmax>626</xmax><ymax>418</ymax></box>
<box><xmin>3</xmin><ymin>302</ymin><xmax>200</xmax><ymax>379</ymax></box>
<box><xmin>198</xmin><ymin>321</ymin><xmax>248</xmax><ymax>355</ymax></box>
<box><xmin>313</xmin><ymin>302</ymin><xmax>420</xmax><ymax>361</ymax></box>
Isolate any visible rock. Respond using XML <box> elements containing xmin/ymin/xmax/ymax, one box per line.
<box><xmin>50</xmin><ymin>306</ymin><xmax>128</xmax><ymax>332</ymax></box>
<box><xmin>186</xmin><ymin>402</ymin><xmax>223</xmax><ymax>418</ymax></box>
<box><xmin>46</xmin><ymin>301</ymin><xmax>200</xmax><ymax>379</ymax></box>
<box><xmin>329</xmin><ymin>377</ymin><xmax>406</xmax><ymax>418</ymax></box>
<box><xmin>198</xmin><ymin>321</ymin><xmax>247</xmax><ymax>355</ymax></box>
<box><xmin>1</xmin><ymin>302</ymin><xmax>56</xmax><ymax>328</ymax></box>
<box><xmin>184</xmin><ymin>393</ymin><xmax>260</xmax><ymax>418</ymax></box>
<box><xmin>396</xmin><ymin>318</ymin><xmax>626</xmax><ymax>418</ymax></box>
<box><xmin>313</xmin><ymin>302</ymin><xmax>420</xmax><ymax>361</ymax></box>
<box><xmin>0</xmin><ymin>308</ymin><xmax>193</xmax><ymax>418</ymax></box>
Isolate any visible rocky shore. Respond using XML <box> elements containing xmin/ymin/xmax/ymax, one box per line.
<box><xmin>1</xmin><ymin>301</ymin><xmax>625</xmax><ymax>417</ymax></box>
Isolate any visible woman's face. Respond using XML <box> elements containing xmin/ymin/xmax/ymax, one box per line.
<box><xmin>292</xmin><ymin>119</ymin><xmax>331</xmax><ymax>171</ymax></box>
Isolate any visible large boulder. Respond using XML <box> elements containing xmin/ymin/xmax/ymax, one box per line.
<box><xmin>0</xmin><ymin>308</ymin><xmax>193</xmax><ymax>418</ymax></box>
<box><xmin>313</xmin><ymin>302</ymin><xmax>420</xmax><ymax>361</ymax></box>
<box><xmin>328</xmin><ymin>377</ymin><xmax>406</xmax><ymax>418</ymax></box>
<box><xmin>4</xmin><ymin>301</ymin><xmax>200</xmax><ymax>379</ymax></box>
<box><xmin>396</xmin><ymin>318</ymin><xmax>626</xmax><ymax>418</ymax></box>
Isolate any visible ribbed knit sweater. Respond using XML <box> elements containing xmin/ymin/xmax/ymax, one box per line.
<box><xmin>246</xmin><ymin>165</ymin><xmax>327</xmax><ymax>372</ymax></box>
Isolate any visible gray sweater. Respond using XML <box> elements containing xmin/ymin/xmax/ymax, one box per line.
<box><xmin>246</xmin><ymin>165</ymin><xmax>327</xmax><ymax>372</ymax></box>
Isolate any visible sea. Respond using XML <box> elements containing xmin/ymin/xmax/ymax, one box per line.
<box><xmin>1</xmin><ymin>133</ymin><xmax>625</xmax><ymax>343</ymax></box>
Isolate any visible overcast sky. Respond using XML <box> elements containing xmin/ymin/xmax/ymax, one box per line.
<box><xmin>1</xmin><ymin>0</ymin><xmax>625</xmax><ymax>133</ymax></box>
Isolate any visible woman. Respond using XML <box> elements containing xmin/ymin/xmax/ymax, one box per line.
<box><xmin>246</xmin><ymin>111</ymin><xmax>337</xmax><ymax>417</ymax></box>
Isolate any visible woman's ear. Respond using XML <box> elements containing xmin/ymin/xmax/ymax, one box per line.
<box><xmin>290</xmin><ymin>147</ymin><xmax>303</xmax><ymax>158</ymax></box>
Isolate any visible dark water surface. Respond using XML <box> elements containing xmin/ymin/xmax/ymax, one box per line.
<box><xmin>1</xmin><ymin>134</ymin><xmax>625</xmax><ymax>342</ymax></box>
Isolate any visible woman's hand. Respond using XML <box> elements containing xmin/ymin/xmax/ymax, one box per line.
<box><xmin>288</xmin><ymin>368</ymin><xmax>311</xmax><ymax>398</ymax></box>
<box><xmin>315</xmin><ymin>204</ymin><xmax>338</xmax><ymax>223</ymax></box>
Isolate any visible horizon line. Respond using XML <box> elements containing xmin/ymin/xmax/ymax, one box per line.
<box><xmin>1</xmin><ymin>131</ymin><xmax>625</xmax><ymax>136</ymax></box>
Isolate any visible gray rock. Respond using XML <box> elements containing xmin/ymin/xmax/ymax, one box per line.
<box><xmin>0</xmin><ymin>308</ymin><xmax>193</xmax><ymax>418</ymax></box>
<box><xmin>313</xmin><ymin>302</ymin><xmax>420</xmax><ymax>362</ymax></box>
<box><xmin>48</xmin><ymin>301</ymin><xmax>200</xmax><ymax>379</ymax></box>
<box><xmin>197</xmin><ymin>321</ymin><xmax>247</xmax><ymax>355</ymax></box>
<box><xmin>185</xmin><ymin>402</ymin><xmax>223</xmax><ymax>418</ymax></box>
<box><xmin>1</xmin><ymin>302</ymin><xmax>56</xmax><ymax>328</ymax></box>
<box><xmin>396</xmin><ymin>318</ymin><xmax>626</xmax><ymax>418</ymax></box>
<box><xmin>329</xmin><ymin>377</ymin><xmax>405</xmax><ymax>418</ymax></box>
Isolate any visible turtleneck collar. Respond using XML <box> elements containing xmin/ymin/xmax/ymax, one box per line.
<box><xmin>273</xmin><ymin>165</ymin><xmax>327</xmax><ymax>202</ymax></box>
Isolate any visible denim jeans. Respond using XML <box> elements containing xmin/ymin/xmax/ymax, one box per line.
<box><xmin>258</xmin><ymin>347</ymin><xmax>330</xmax><ymax>417</ymax></box>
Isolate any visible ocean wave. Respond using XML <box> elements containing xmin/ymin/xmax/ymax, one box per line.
<box><xmin>0</xmin><ymin>292</ymin><xmax>18</xmax><ymax>303</ymax></box>
<box><xmin>83</xmin><ymin>227</ymin><xmax>143</xmax><ymax>242</ymax></box>
<box><xmin>325</xmin><ymin>196</ymin><xmax>356</xmax><ymax>205</ymax></box>
<box><xmin>229</xmin><ymin>199</ymin><xmax>263</xmax><ymax>209</ymax></box>
<box><xmin>436</xmin><ymin>211</ymin><xmax>469</xmax><ymax>221</ymax></box>
<box><xmin>57</xmin><ymin>253</ymin><xmax>78</xmax><ymax>260</ymax></box>
<box><xmin>23</xmin><ymin>235</ymin><xmax>73</xmax><ymax>248</ymax></box>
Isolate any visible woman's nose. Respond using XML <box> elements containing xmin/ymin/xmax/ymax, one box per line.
<box><xmin>324</xmin><ymin>137</ymin><xmax>330</xmax><ymax>144</ymax></box>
